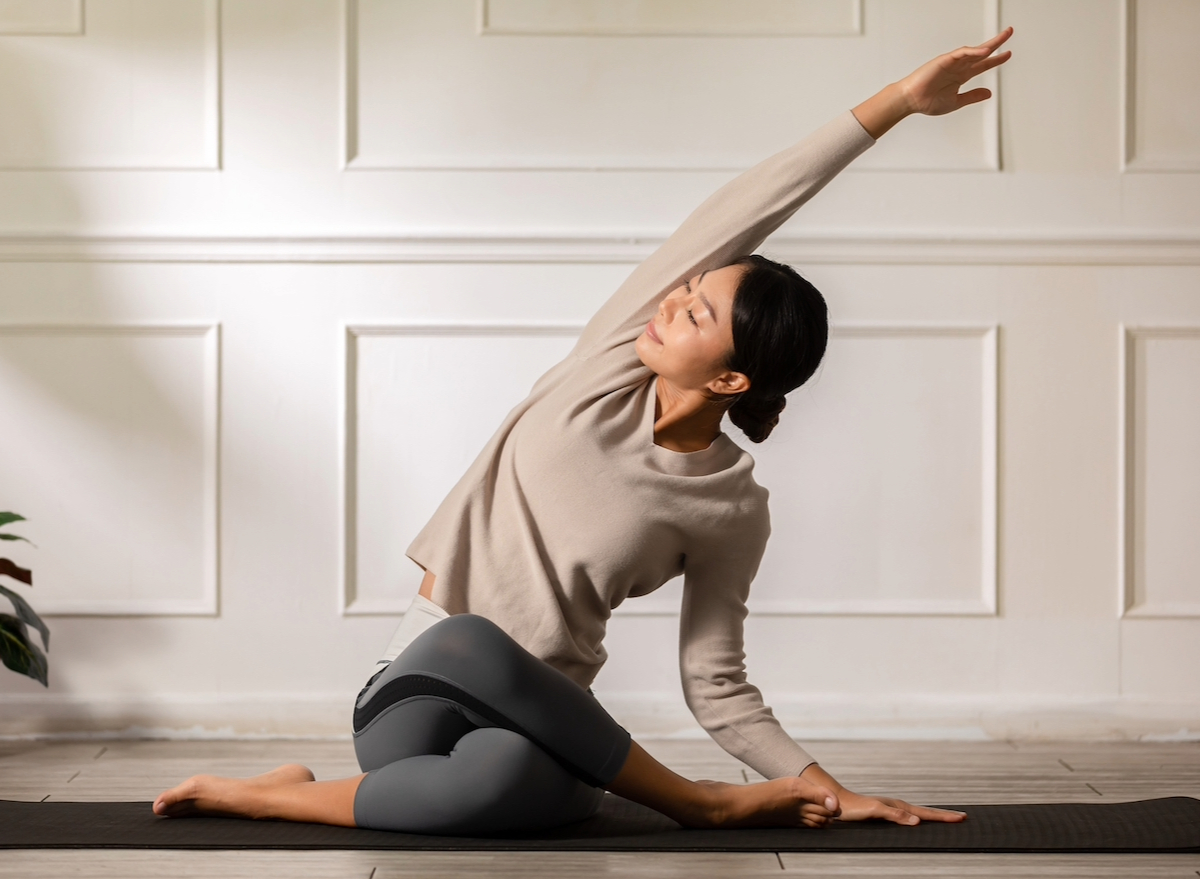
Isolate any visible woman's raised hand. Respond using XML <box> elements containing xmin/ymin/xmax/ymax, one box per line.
<box><xmin>899</xmin><ymin>27</ymin><xmax>1014</xmax><ymax>117</ymax></box>
<box><xmin>852</xmin><ymin>27</ymin><xmax>1013</xmax><ymax>139</ymax></box>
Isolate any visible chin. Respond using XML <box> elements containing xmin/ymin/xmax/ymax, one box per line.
<box><xmin>634</xmin><ymin>333</ymin><xmax>656</xmax><ymax>370</ymax></box>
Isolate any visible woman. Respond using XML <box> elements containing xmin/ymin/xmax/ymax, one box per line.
<box><xmin>155</xmin><ymin>29</ymin><xmax>1013</xmax><ymax>834</ymax></box>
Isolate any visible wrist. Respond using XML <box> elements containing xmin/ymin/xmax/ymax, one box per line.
<box><xmin>800</xmin><ymin>762</ymin><xmax>847</xmax><ymax>794</ymax></box>
<box><xmin>878</xmin><ymin>80</ymin><xmax>917</xmax><ymax>125</ymax></box>
<box><xmin>851</xmin><ymin>81</ymin><xmax>913</xmax><ymax>140</ymax></box>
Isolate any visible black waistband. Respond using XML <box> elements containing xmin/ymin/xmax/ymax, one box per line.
<box><xmin>352</xmin><ymin>672</ymin><xmax>604</xmax><ymax>789</ymax></box>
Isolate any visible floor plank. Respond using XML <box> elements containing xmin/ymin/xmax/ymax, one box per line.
<box><xmin>778</xmin><ymin>852</ymin><xmax>1200</xmax><ymax>877</ymax></box>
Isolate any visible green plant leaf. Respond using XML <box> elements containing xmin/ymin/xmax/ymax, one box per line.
<box><xmin>0</xmin><ymin>583</ymin><xmax>48</xmax><ymax>651</ymax></box>
<box><xmin>0</xmin><ymin>558</ymin><xmax>32</xmax><ymax>585</ymax></box>
<box><xmin>0</xmin><ymin>613</ymin><xmax>48</xmax><ymax>686</ymax></box>
<box><xmin>0</xmin><ymin>514</ymin><xmax>33</xmax><ymax>546</ymax></box>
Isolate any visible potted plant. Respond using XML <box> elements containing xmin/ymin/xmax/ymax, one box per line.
<box><xmin>0</xmin><ymin>513</ymin><xmax>49</xmax><ymax>686</ymax></box>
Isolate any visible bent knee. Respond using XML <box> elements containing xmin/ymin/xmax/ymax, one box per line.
<box><xmin>355</xmin><ymin>728</ymin><xmax>594</xmax><ymax>835</ymax></box>
<box><xmin>404</xmin><ymin>613</ymin><xmax>523</xmax><ymax>669</ymax></box>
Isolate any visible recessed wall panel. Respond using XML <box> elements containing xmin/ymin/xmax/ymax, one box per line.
<box><xmin>344</xmin><ymin>325</ymin><xmax>579</xmax><ymax>614</ymax></box>
<box><xmin>747</xmin><ymin>327</ymin><xmax>996</xmax><ymax>615</ymax></box>
<box><xmin>0</xmin><ymin>0</ymin><xmax>219</xmax><ymax>168</ymax></box>
<box><xmin>0</xmin><ymin>0</ymin><xmax>82</xmax><ymax>34</ymax></box>
<box><xmin>480</xmin><ymin>0</ymin><xmax>861</xmax><ymax>36</ymax></box>
<box><xmin>348</xmin><ymin>0</ymin><xmax>998</xmax><ymax>171</ymax></box>
<box><xmin>1124</xmin><ymin>0</ymin><xmax>1200</xmax><ymax>171</ymax></box>
<box><xmin>0</xmin><ymin>326</ymin><xmax>218</xmax><ymax>615</ymax></box>
<box><xmin>1124</xmin><ymin>328</ymin><xmax>1200</xmax><ymax>616</ymax></box>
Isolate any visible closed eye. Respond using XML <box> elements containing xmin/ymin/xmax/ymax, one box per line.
<box><xmin>683</xmin><ymin>278</ymin><xmax>702</xmax><ymax>327</ymax></box>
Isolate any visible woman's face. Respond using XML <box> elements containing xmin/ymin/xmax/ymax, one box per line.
<box><xmin>635</xmin><ymin>263</ymin><xmax>750</xmax><ymax>397</ymax></box>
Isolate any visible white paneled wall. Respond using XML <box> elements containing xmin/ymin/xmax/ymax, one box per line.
<box><xmin>349</xmin><ymin>0</ymin><xmax>997</xmax><ymax>170</ymax></box>
<box><xmin>478</xmin><ymin>0</ymin><xmax>864</xmax><ymax>36</ymax></box>
<box><xmin>0</xmin><ymin>325</ymin><xmax>218</xmax><ymax>614</ymax></box>
<box><xmin>1122</xmin><ymin>328</ymin><xmax>1200</xmax><ymax>618</ymax></box>
<box><xmin>346</xmin><ymin>324</ymin><xmax>580</xmax><ymax>614</ymax></box>
<box><xmin>0</xmin><ymin>0</ymin><xmax>219</xmax><ymax>169</ymax></box>
<box><xmin>1123</xmin><ymin>0</ymin><xmax>1200</xmax><ymax>171</ymax></box>
<box><xmin>0</xmin><ymin>0</ymin><xmax>1197</xmax><ymax>741</ymax></box>
<box><xmin>750</xmin><ymin>326</ymin><xmax>996</xmax><ymax>617</ymax></box>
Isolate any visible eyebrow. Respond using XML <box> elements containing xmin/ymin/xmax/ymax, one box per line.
<box><xmin>695</xmin><ymin>270</ymin><xmax>717</xmax><ymax>323</ymax></box>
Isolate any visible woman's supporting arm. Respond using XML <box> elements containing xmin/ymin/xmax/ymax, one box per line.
<box><xmin>788</xmin><ymin>31</ymin><xmax>1013</xmax><ymax>825</ymax></box>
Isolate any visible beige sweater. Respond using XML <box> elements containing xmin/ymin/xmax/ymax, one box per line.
<box><xmin>408</xmin><ymin>111</ymin><xmax>874</xmax><ymax>780</ymax></box>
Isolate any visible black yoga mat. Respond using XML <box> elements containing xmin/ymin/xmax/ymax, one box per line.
<box><xmin>2</xmin><ymin>796</ymin><xmax>1198</xmax><ymax>853</ymax></box>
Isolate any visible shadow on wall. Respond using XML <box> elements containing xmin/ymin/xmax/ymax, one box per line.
<box><xmin>0</xmin><ymin>14</ymin><xmax>196</xmax><ymax>719</ymax></box>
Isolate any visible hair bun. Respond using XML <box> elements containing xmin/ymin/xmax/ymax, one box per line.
<box><xmin>729</xmin><ymin>393</ymin><xmax>787</xmax><ymax>443</ymax></box>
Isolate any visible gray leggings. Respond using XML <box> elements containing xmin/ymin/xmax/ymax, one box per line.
<box><xmin>351</xmin><ymin>614</ymin><xmax>632</xmax><ymax>835</ymax></box>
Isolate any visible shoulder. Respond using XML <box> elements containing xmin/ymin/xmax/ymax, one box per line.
<box><xmin>700</xmin><ymin>446</ymin><xmax>772</xmax><ymax>536</ymax></box>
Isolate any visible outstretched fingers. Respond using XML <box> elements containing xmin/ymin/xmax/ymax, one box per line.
<box><xmin>875</xmin><ymin>798</ymin><xmax>968</xmax><ymax>826</ymax></box>
<box><xmin>955</xmin><ymin>87</ymin><xmax>993</xmax><ymax>109</ymax></box>
<box><xmin>905</xmin><ymin>803</ymin><xmax>968</xmax><ymax>823</ymax></box>
<box><xmin>975</xmin><ymin>26</ymin><xmax>1014</xmax><ymax>55</ymax></box>
<box><xmin>971</xmin><ymin>50</ymin><xmax>1012</xmax><ymax>75</ymax></box>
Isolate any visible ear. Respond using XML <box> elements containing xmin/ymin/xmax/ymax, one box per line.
<box><xmin>707</xmin><ymin>369</ymin><xmax>750</xmax><ymax>397</ymax></box>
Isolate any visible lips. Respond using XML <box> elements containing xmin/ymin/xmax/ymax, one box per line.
<box><xmin>646</xmin><ymin>320</ymin><xmax>662</xmax><ymax>344</ymax></box>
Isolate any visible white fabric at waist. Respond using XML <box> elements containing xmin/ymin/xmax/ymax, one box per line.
<box><xmin>372</xmin><ymin>593</ymin><xmax>451</xmax><ymax>673</ymax></box>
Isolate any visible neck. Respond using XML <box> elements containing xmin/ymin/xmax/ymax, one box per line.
<box><xmin>653</xmin><ymin>376</ymin><xmax>725</xmax><ymax>453</ymax></box>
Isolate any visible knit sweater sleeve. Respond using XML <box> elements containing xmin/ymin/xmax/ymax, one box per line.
<box><xmin>573</xmin><ymin>111</ymin><xmax>874</xmax><ymax>359</ymax></box>
<box><xmin>678</xmin><ymin>505</ymin><xmax>816</xmax><ymax>780</ymax></box>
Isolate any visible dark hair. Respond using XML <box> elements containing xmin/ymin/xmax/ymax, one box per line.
<box><xmin>722</xmin><ymin>254</ymin><xmax>828</xmax><ymax>443</ymax></box>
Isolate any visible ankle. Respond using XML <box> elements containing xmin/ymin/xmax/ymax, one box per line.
<box><xmin>199</xmin><ymin>774</ymin><xmax>271</xmax><ymax>820</ymax></box>
<box><xmin>688</xmin><ymin>780</ymin><xmax>734</xmax><ymax>829</ymax></box>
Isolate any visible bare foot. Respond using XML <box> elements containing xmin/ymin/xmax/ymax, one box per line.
<box><xmin>696</xmin><ymin>777</ymin><xmax>840</xmax><ymax>829</ymax></box>
<box><xmin>246</xmin><ymin>763</ymin><xmax>315</xmax><ymax>787</ymax></box>
<box><xmin>153</xmin><ymin>764</ymin><xmax>314</xmax><ymax>819</ymax></box>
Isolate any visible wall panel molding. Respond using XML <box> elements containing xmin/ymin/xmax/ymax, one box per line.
<box><xmin>0</xmin><ymin>0</ymin><xmax>83</xmax><ymax>35</ymax></box>
<box><xmin>340</xmin><ymin>322</ymin><xmax>582</xmax><ymax>616</ymax></box>
<box><xmin>1121</xmin><ymin>0</ymin><xmax>1200</xmax><ymax>172</ymax></box>
<box><xmin>1</xmin><ymin>231</ymin><xmax>1199</xmax><ymax>265</ymax></box>
<box><xmin>477</xmin><ymin>0</ymin><xmax>864</xmax><ymax>37</ymax></box>
<box><xmin>1120</xmin><ymin>325</ymin><xmax>1200</xmax><ymax>618</ymax></box>
<box><xmin>0</xmin><ymin>0</ymin><xmax>221</xmax><ymax>170</ymax></box>
<box><xmin>342</xmin><ymin>322</ymin><xmax>995</xmax><ymax>619</ymax></box>
<box><xmin>342</xmin><ymin>0</ymin><xmax>999</xmax><ymax>172</ymax></box>
<box><xmin>619</xmin><ymin>325</ymin><xmax>998</xmax><ymax>618</ymax></box>
<box><xmin>753</xmin><ymin>325</ymin><xmax>997</xmax><ymax>618</ymax></box>
<box><xmin>0</xmin><ymin>323</ymin><xmax>220</xmax><ymax>616</ymax></box>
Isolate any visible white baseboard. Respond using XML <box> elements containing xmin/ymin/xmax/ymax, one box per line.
<box><xmin>0</xmin><ymin>693</ymin><xmax>356</xmax><ymax>740</ymax></box>
<box><xmin>596</xmin><ymin>693</ymin><xmax>1200</xmax><ymax>743</ymax></box>
<box><xmin>2</xmin><ymin>692</ymin><xmax>1199</xmax><ymax>742</ymax></box>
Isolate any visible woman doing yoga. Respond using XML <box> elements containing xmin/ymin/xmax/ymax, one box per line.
<box><xmin>155</xmin><ymin>29</ymin><xmax>1013</xmax><ymax>835</ymax></box>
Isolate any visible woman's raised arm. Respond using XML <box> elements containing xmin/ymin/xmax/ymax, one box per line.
<box><xmin>573</xmin><ymin>28</ymin><xmax>1014</xmax><ymax>359</ymax></box>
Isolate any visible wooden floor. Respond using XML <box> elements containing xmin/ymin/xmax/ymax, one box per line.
<box><xmin>1</xmin><ymin>737</ymin><xmax>1198</xmax><ymax>877</ymax></box>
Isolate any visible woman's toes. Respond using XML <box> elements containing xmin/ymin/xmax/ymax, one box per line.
<box><xmin>153</xmin><ymin>776</ymin><xmax>202</xmax><ymax>817</ymax></box>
